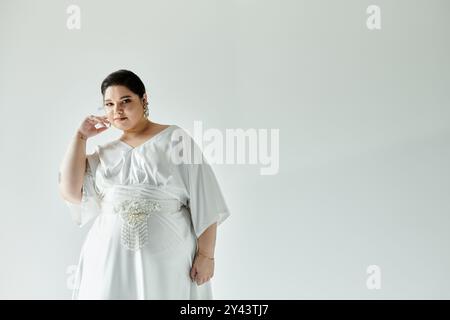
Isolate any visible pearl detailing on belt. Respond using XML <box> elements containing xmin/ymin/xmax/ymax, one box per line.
<box><xmin>111</xmin><ymin>198</ymin><xmax>181</xmax><ymax>251</ymax></box>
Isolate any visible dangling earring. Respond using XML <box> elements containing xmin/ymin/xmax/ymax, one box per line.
<box><xmin>143</xmin><ymin>102</ymin><xmax>149</xmax><ymax>117</ymax></box>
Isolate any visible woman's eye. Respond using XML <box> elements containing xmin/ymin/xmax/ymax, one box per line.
<box><xmin>103</xmin><ymin>100</ymin><xmax>128</xmax><ymax>107</ymax></box>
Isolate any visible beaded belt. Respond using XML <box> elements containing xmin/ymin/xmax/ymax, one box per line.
<box><xmin>102</xmin><ymin>198</ymin><xmax>182</xmax><ymax>251</ymax></box>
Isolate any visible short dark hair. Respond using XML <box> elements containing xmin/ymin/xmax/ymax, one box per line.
<box><xmin>101</xmin><ymin>69</ymin><xmax>146</xmax><ymax>100</ymax></box>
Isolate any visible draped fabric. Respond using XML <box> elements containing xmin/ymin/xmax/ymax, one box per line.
<box><xmin>64</xmin><ymin>125</ymin><xmax>230</xmax><ymax>299</ymax></box>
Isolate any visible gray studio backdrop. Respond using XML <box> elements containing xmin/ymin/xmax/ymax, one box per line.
<box><xmin>0</xmin><ymin>0</ymin><xmax>449</xmax><ymax>299</ymax></box>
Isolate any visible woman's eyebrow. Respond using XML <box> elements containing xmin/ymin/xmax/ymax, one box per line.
<box><xmin>104</xmin><ymin>95</ymin><xmax>132</xmax><ymax>102</ymax></box>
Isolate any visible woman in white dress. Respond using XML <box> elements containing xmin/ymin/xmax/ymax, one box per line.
<box><xmin>58</xmin><ymin>69</ymin><xmax>230</xmax><ymax>299</ymax></box>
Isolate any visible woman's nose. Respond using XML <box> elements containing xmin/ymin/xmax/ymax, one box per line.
<box><xmin>113</xmin><ymin>105</ymin><xmax>124</xmax><ymax>112</ymax></box>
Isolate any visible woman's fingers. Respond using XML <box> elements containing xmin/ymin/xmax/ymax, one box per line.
<box><xmin>96</xmin><ymin>125</ymin><xmax>109</xmax><ymax>133</ymax></box>
<box><xmin>89</xmin><ymin>115</ymin><xmax>110</xmax><ymax>127</ymax></box>
<box><xmin>195</xmin><ymin>275</ymin><xmax>211</xmax><ymax>286</ymax></box>
<box><xmin>100</xmin><ymin>116</ymin><xmax>110</xmax><ymax>127</ymax></box>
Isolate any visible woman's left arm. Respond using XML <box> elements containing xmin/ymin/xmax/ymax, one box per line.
<box><xmin>197</xmin><ymin>222</ymin><xmax>217</xmax><ymax>257</ymax></box>
<box><xmin>190</xmin><ymin>222</ymin><xmax>217</xmax><ymax>285</ymax></box>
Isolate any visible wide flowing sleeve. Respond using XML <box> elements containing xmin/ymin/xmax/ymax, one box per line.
<box><xmin>182</xmin><ymin>135</ymin><xmax>231</xmax><ymax>239</ymax></box>
<box><xmin>64</xmin><ymin>150</ymin><xmax>102</xmax><ymax>228</ymax></box>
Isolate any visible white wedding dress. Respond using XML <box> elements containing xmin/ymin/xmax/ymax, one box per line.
<box><xmin>64</xmin><ymin>125</ymin><xmax>230</xmax><ymax>299</ymax></box>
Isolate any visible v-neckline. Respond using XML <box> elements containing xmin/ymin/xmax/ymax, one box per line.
<box><xmin>117</xmin><ymin>125</ymin><xmax>175</xmax><ymax>151</ymax></box>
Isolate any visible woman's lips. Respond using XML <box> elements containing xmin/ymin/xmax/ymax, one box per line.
<box><xmin>115</xmin><ymin>117</ymin><xmax>127</xmax><ymax>121</ymax></box>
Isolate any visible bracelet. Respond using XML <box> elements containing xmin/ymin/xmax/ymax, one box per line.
<box><xmin>77</xmin><ymin>131</ymin><xmax>87</xmax><ymax>140</ymax></box>
<box><xmin>196</xmin><ymin>251</ymin><xmax>214</xmax><ymax>260</ymax></box>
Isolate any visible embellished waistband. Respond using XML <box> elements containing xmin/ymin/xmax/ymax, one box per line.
<box><xmin>100</xmin><ymin>198</ymin><xmax>184</xmax><ymax>251</ymax></box>
<box><xmin>101</xmin><ymin>198</ymin><xmax>182</xmax><ymax>215</ymax></box>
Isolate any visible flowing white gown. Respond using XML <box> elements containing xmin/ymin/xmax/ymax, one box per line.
<box><xmin>64</xmin><ymin>125</ymin><xmax>230</xmax><ymax>300</ymax></box>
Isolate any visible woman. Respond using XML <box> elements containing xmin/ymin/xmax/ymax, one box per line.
<box><xmin>58</xmin><ymin>69</ymin><xmax>230</xmax><ymax>299</ymax></box>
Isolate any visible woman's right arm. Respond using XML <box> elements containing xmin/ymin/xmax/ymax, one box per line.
<box><xmin>58</xmin><ymin>131</ymin><xmax>88</xmax><ymax>204</ymax></box>
<box><xmin>58</xmin><ymin>115</ymin><xmax>110</xmax><ymax>204</ymax></box>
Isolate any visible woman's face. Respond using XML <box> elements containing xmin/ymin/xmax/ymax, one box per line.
<box><xmin>103</xmin><ymin>85</ymin><xmax>148</xmax><ymax>129</ymax></box>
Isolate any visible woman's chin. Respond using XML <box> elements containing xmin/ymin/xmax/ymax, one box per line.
<box><xmin>114</xmin><ymin>119</ymin><xmax>131</xmax><ymax>127</ymax></box>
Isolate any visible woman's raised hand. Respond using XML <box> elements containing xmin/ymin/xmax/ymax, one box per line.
<box><xmin>78</xmin><ymin>115</ymin><xmax>111</xmax><ymax>139</ymax></box>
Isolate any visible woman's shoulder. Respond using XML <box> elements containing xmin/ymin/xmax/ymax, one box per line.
<box><xmin>99</xmin><ymin>139</ymin><xmax>122</xmax><ymax>149</ymax></box>
<box><xmin>90</xmin><ymin>139</ymin><xmax>123</xmax><ymax>156</ymax></box>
